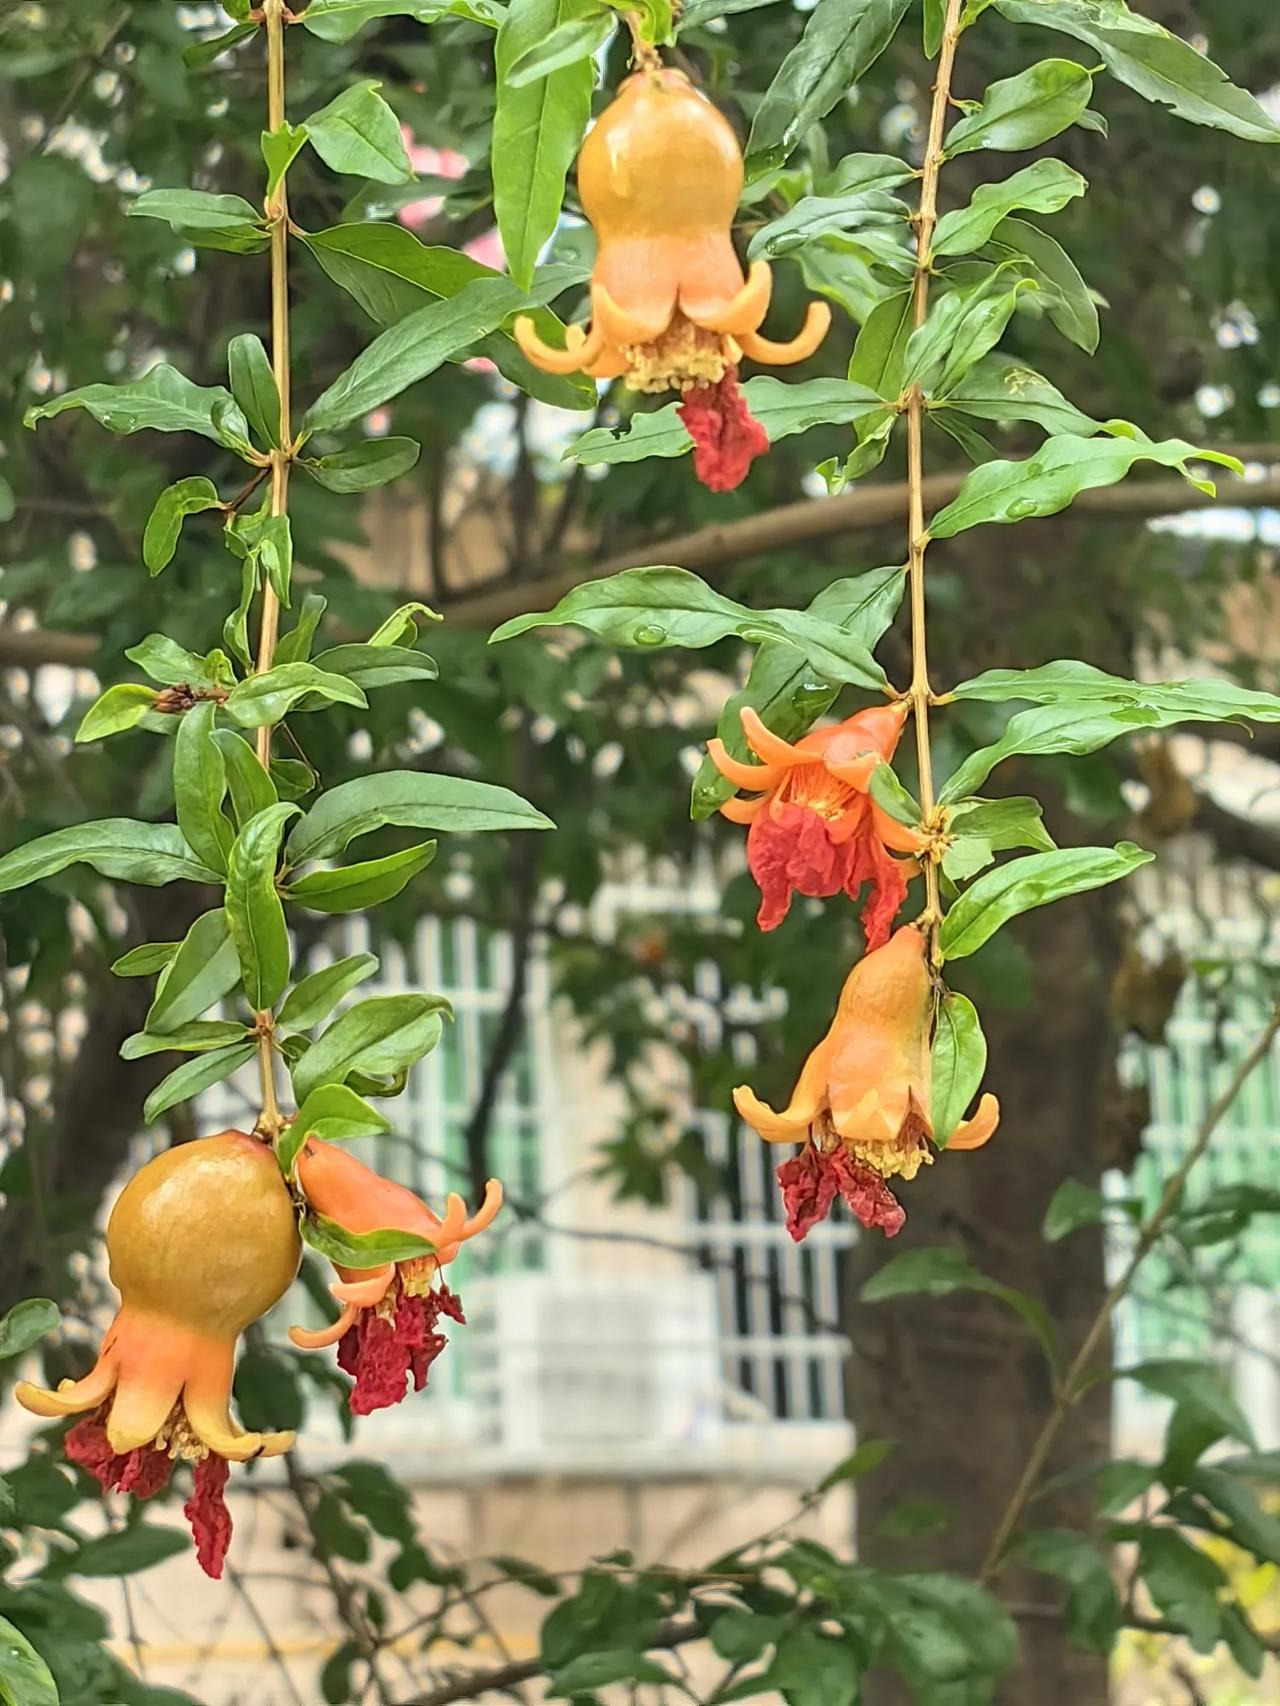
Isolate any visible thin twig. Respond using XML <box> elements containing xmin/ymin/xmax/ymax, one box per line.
<box><xmin>978</xmin><ymin>1002</ymin><xmax>1280</xmax><ymax>1582</ymax></box>
<box><xmin>226</xmin><ymin>1559</ymin><xmax>306</xmax><ymax>1706</ymax></box>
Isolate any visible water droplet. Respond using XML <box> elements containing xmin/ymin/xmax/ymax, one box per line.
<box><xmin>740</xmin><ymin>627</ymin><xmax>770</xmax><ymax>645</ymax></box>
<box><xmin>1006</xmin><ymin>497</ymin><xmax>1038</xmax><ymax>520</ymax></box>
<box><xmin>632</xmin><ymin>623</ymin><xmax>667</xmax><ymax>647</ymax></box>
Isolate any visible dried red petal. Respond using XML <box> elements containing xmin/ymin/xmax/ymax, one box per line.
<box><xmin>184</xmin><ymin>1453</ymin><xmax>232</xmax><ymax>1580</ymax></box>
<box><xmin>776</xmin><ymin>1143</ymin><xmax>905</xmax><ymax>1241</ymax></box>
<box><xmin>677</xmin><ymin>369</ymin><xmax>769</xmax><ymax>492</ymax></box>
<box><xmin>747</xmin><ymin>801</ymin><xmax>908</xmax><ymax>947</ymax></box>
<box><xmin>339</xmin><ymin>1280</ymin><xmax>464</xmax><ymax>1416</ymax></box>
<box><xmin>66</xmin><ymin>1406</ymin><xmax>173</xmax><ymax>1501</ymax></box>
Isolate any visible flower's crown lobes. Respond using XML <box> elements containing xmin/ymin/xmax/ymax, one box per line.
<box><xmin>578</xmin><ymin>68</ymin><xmax>743</xmax><ymax>239</ymax></box>
<box><xmin>106</xmin><ymin>1130</ymin><xmax>301</xmax><ymax>1334</ymax></box>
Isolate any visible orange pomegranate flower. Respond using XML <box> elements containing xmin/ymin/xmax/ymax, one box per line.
<box><xmin>513</xmin><ymin>67</ymin><xmax>830</xmax><ymax>492</ymax></box>
<box><xmin>289</xmin><ymin>1138</ymin><xmax>502</xmax><ymax>1416</ymax></box>
<box><xmin>708</xmin><ymin>701</ymin><xmax>925</xmax><ymax>945</ymax></box>
<box><xmin>16</xmin><ymin>1131</ymin><xmax>300</xmax><ymax>1579</ymax></box>
<box><xmin>734</xmin><ymin>926</ymin><xmax>1000</xmax><ymax>1240</ymax></box>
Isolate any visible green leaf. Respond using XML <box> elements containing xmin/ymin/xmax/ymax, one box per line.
<box><xmin>747</xmin><ymin>189</ymin><xmax>910</xmax><ymax>263</ymax></box>
<box><xmin>300</xmin><ymin>0</ymin><xmax>503</xmax><ymax>39</ymax></box>
<box><xmin>214</xmin><ymin>731</ymin><xmax>280</xmax><ymax>827</ymax></box>
<box><xmin>127</xmin><ymin>188</ymin><xmax>269</xmax><ymax>253</ymax></box>
<box><xmin>173</xmin><ymin>700</ymin><xmax>235</xmax><ymax>877</ymax></box>
<box><xmin>311</xmin><ymin>643</ymin><xmax>438</xmax><ymax>691</ymax></box>
<box><xmin>224</xmin><ymin>662</ymin><xmax>367</xmax><ymax>728</ymax></box>
<box><xmin>112</xmin><ymin>941</ymin><xmax>180</xmax><ymax>978</ymax></box>
<box><xmin>368</xmin><ymin>600</ymin><xmax>440</xmax><ymax>647</ymax></box>
<box><xmin>930</xmin><ymin>432</ymin><xmax>1240</xmax><ymax>538</ymax></box>
<box><xmin>75</xmin><ymin>683</ymin><xmax>155</xmax><ymax>743</ymax></box>
<box><xmin>292</xmin><ymin>993</ymin><xmax>451</xmax><ymax>1100</ymax></box>
<box><xmin>183</xmin><ymin>20</ymin><xmax>259</xmax><ymax>67</ymax></box>
<box><xmin>225</xmin><ymin>803</ymin><xmax>298</xmax><ymax>1011</ymax></box>
<box><xmin>303</xmin><ymin>277</ymin><xmax>519</xmax><ymax>434</ymax></box>
<box><xmin>304</xmin><ymin>81</ymin><xmax>414</xmax><ymax>185</ymax></box>
<box><xmin>862</xmin><ymin>1247</ymin><xmax>1058</xmax><ymax>1371</ymax></box>
<box><xmin>1122</xmin><ymin>1359</ymin><xmax>1256</xmax><ymax>1455</ymax></box>
<box><xmin>284</xmin><ymin>842</ymin><xmax>438</xmax><ymax>913</ymax></box>
<box><xmin>60</xmin><ymin>1526</ymin><xmax>192</xmax><ymax>1577</ymax></box>
<box><xmin>945</xmin><ymin>59</ymin><xmax>1094</xmax><ymax>157</ymax></box>
<box><xmin>228</xmin><ymin>334</ymin><xmax>281</xmax><ymax>449</ymax></box>
<box><xmin>493</xmin><ymin>0</ymin><xmax>596</xmax><ymax>289</ymax></box>
<box><xmin>301</xmin><ymin>437</ymin><xmax>421</xmax><ymax>493</ymax></box>
<box><xmin>867</xmin><ymin>762</ymin><xmax>919</xmax><ymax>827</ymax></box>
<box><xmin>262</xmin><ymin>122</ymin><xmax>308</xmax><ymax>200</ymax></box>
<box><xmin>26</xmin><ymin>364</ymin><xmax>244</xmax><ymax>445</ymax></box>
<box><xmin>710</xmin><ymin>1609</ymin><xmax>785</xmax><ymax>1665</ymax></box>
<box><xmin>224</xmin><ymin>555</ymin><xmax>261</xmax><ymax>670</ymax></box>
<box><xmin>147</xmin><ymin>909</ymin><xmax>242</xmax><ymax>1032</ymax></box>
<box><xmin>286</xmin><ymin>772</ymin><xmax>553</xmax><ymax>865</ymax></box>
<box><xmin>0</xmin><ymin>1299</ymin><xmax>60</xmax><ymax>1360</ymax></box>
<box><xmin>690</xmin><ymin>568</ymin><xmax>906</xmax><ymax>819</ymax></box>
<box><xmin>126</xmin><ymin>634</ymin><xmax>228</xmax><ymax>690</ymax></box>
<box><xmin>1043</xmin><ymin>1178</ymin><xmax>1108</xmax><ymax>1241</ymax></box>
<box><xmin>301</xmin><ymin>1211</ymin><xmax>443</xmax><ymax>1269</ymax></box>
<box><xmin>143</xmin><ymin>1043</ymin><xmax>257</xmax><ymax>1124</ymax></box>
<box><xmin>491</xmin><ymin>565</ymin><xmax>889</xmax><ymax>691</ymax></box>
<box><xmin>946</xmin><ymin>795</ymin><xmax>1055</xmax><ymax>854</ymax></box>
<box><xmin>567</xmin><ymin>375</ymin><xmax>886</xmax><ymax>467</ymax></box>
<box><xmin>937</xmin><ymin>353</ymin><xmax>1099</xmax><ymax>438</ymax></box>
<box><xmin>951</xmin><ymin>657</ymin><xmax>1280</xmax><ymax>720</ymax></box>
<box><xmin>991</xmin><ymin>0</ymin><xmax>1280</xmax><ymax>145</ymax></box>
<box><xmin>279</xmin><ymin>953</ymin><xmax>381</xmax><ymax>1032</ymax></box>
<box><xmin>142</xmin><ymin>476</ymin><xmax>222</xmax><ymax>575</ymax></box>
<box><xmin>0</xmin><ymin>821</ymin><xmax>217</xmax><ymax>894</ymax></box>
<box><xmin>275</xmin><ymin>593</ymin><xmax>329</xmax><ymax>666</ymax></box>
<box><xmin>121</xmin><ymin>1020</ymin><xmax>250</xmax><ymax>1060</ymax></box>
<box><xmin>939</xmin><ymin>843</ymin><xmax>1153</xmax><ymax>960</ymax></box>
<box><xmin>930</xmin><ymin>992</ymin><xmax>988</xmax><ymax>1145</ymax></box>
<box><xmin>988</xmin><ymin>216</ymin><xmax>1099</xmax><ymax>353</ymax></box>
<box><xmin>1020</xmin><ymin>1531</ymin><xmax>1120</xmax><ymax>1656</ymax></box>
<box><xmin>279</xmin><ymin>1083</ymin><xmax>392</xmax><ymax>1175</ymax></box>
<box><xmin>817</xmin><ymin>1437</ymin><xmax>896</xmax><ymax>1493</ymax></box>
<box><xmin>824</xmin><ymin>151</ymin><xmax>917</xmax><ymax>196</ymax></box>
<box><xmin>1137</xmin><ymin>1530</ymin><xmax>1227</xmax><ymax>1653</ymax></box>
<box><xmin>932</xmin><ymin>160</ymin><xmax>1087</xmax><ymax>259</ymax></box>
<box><xmin>923</xmin><ymin>0</ymin><xmax>943</xmax><ymax>54</ymax></box>
<box><xmin>506</xmin><ymin>11</ymin><xmax>615</xmax><ymax>85</ymax></box>
<box><xmin>603</xmin><ymin>0</ymin><xmax>671</xmax><ymax>42</ymax></box>
<box><xmin>0</xmin><ymin>1614</ymin><xmax>58</xmax><ymax>1706</ymax></box>
<box><xmin>745</xmin><ymin>0</ymin><xmax>912</xmax><ymax>175</ymax></box>
<box><xmin>848</xmin><ymin>287</ymin><xmax>914</xmax><ymax>399</ymax></box>
<box><xmin>904</xmin><ymin>276</ymin><xmax>1037</xmax><ymax>397</ymax></box>
<box><xmin>548</xmin><ymin>1653</ymin><xmax>678</xmax><ymax>1695</ymax></box>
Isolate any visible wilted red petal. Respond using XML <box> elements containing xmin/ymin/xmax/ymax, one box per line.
<box><xmin>776</xmin><ymin>1144</ymin><xmax>906</xmax><ymax>1241</ymax></box>
<box><xmin>184</xmin><ymin>1453</ymin><xmax>232</xmax><ymax>1580</ymax></box>
<box><xmin>747</xmin><ymin>801</ymin><xmax>909</xmax><ymax>946</ymax></box>
<box><xmin>828</xmin><ymin>1147</ymin><xmax>906</xmax><ymax>1238</ymax></box>
<box><xmin>340</xmin><ymin>1282</ymin><xmax>464</xmax><ymax>1416</ymax></box>
<box><xmin>678</xmin><ymin>369</ymin><xmax>769</xmax><ymax>492</ymax></box>
<box><xmin>853</xmin><ymin>835</ymin><xmax>911</xmax><ymax>953</ymax></box>
<box><xmin>66</xmin><ymin>1406</ymin><xmax>173</xmax><ymax>1501</ymax></box>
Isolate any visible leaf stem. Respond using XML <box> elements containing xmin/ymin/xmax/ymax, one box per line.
<box><xmin>977</xmin><ymin>1000</ymin><xmax>1280</xmax><ymax>1583</ymax></box>
<box><xmin>907</xmin><ymin>0</ymin><xmax>964</xmax><ymax>955</ymax></box>
<box><xmin>254</xmin><ymin>0</ymin><xmax>293</xmax><ymax>1137</ymax></box>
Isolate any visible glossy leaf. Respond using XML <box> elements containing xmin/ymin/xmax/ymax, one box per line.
<box><xmin>75</xmin><ymin>683</ymin><xmax>155</xmax><ymax>743</ymax></box>
<box><xmin>278</xmin><ymin>1082</ymin><xmax>392</xmax><ymax>1176</ymax></box>
<box><xmin>848</xmin><ymin>287</ymin><xmax>914</xmax><ymax>399</ymax></box>
<box><xmin>292</xmin><ymin>992</ymin><xmax>451</xmax><ymax>1100</ymax></box>
<box><xmin>992</xmin><ymin>0</ymin><xmax>1280</xmax><ymax>144</ymax></box>
<box><xmin>301</xmin><ymin>1211</ymin><xmax>441</xmax><ymax>1269</ymax></box>
<box><xmin>0</xmin><ymin>821</ymin><xmax>217</xmax><ymax>894</ymax></box>
<box><xmin>922</xmin><ymin>0</ymin><xmax>944</xmax><ymax>54</ymax></box>
<box><xmin>126</xmin><ymin>634</ymin><xmax>228</xmax><ymax>690</ymax></box>
<box><xmin>111</xmin><ymin>941</ymin><xmax>180</xmax><ymax>978</ymax></box>
<box><xmin>944</xmin><ymin>60</ymin><xmax>1094</xmax><ymax>157</ymax></box>
<box><xmin>310</xmin><ymin>642</ymin><xmax>438</xmax><ymax>691</ymax></box>
<box><xmin>0</xmin><ymin>1298</ymin><xmax>60</xmax><ymax>1360</ymax></box>
<box><xmin>142</xmin><ymin>476</ymin><xmax>222</xmax><ymax>575</ymax></box>
<box><xmin>224</xmin><ymin>662</ymin><xmax>368</xmax><ymax>728</ymax></box>
<box><xmin>284</xmin><ymin>840</ymin><xmax>438</xmax><ymax>913</ymax></box>
<box><xmin>224</xmin><ymin>554</ymin><xmax>261</xmax><ymax>670</ymax></box>
<box><xmin>302</xmin><ymin>436</ymin><xmax>421</xmax><ymax>493</ymax></box>
<box><xmin>989</xmin><ymin>217</ymin><xmax>1099</xmax><ymax>353</ymax></box>
<box><xmin>747</xmin><ymin>189</ymin><xmax>909</xmax><ymax>262</ymax></box>
<box><xmin>493</xmin><ymin>0</ymin><xmax>595</xmax><ymax>288</ymax></box>
<box><xmin>492</xmin><ymin>565</ymin><xmax>890</xmax><ymax>690</ymax></box>
<box><xmin>745</xmin><ymin>0</ymin><xmax>912</xmax><ymax>175</ymax></box>
<box><xmin>690</xmin><ymin>568</ymin><xmax>907</xmax><ymax>817</ymax></box>
<box><xmin>1043</xmin><ymin>1178</ymin><xmax>1109</xmax><ymax>1242</ymax></box>
<box><xmin>214</xmin><ymin>731</ymin><xmax>280</xmax><ymax>827</ymax></box>
<box><xmin>0</xmin><ymin>1614</ymin><xmax>58</xmax><ymax>1706</ymax></box>
<box><xmin>939</xmin><ymin>844</ymin><xmax>1154</xmax><ymax>960</ymax></box>
<box><xmin>183</xmin><ymin>20</ymin><xmax>258</xmax><ymax>66</ymax></box>
<box><xmin>368</xmin><ymin>600</ymin><xmax>441</xmax><ymax>647</ymax></box>
<box><xmin>143</xmin><ymin>1042</ymin><xmax>257</xmax><ymax>1125</ymax></box>
<box><xmin>286</xmin><ymin>772</ymin><xmax>553</xmax><ymax>864</ymax></box>
<box><xmin>147</xmin><ymin>909</ymin><xmax>242</xmax><ymax>1033</ymax></box>
<box><xmin>950</xmin><ymin>658</ymin><xmax>1280</xmax><ymax>721</ymax></box>
<box><xmin>127</xmin><ymin>188</ymin><xmax>269</xmax><ymax>253</ymax></box>
<box><xmin>228</xmin><ymin>333</ymin><xmax>281</xmax><ymax>448</ymax></box>
<box><xmin>121</xmin><ymin>1020</ymin><xmax>250</xmax><ymax>1060</ymax></box>
<box><xmin>823</xmin><ymin>151</ymin><xmax>916</xmax><ymax>196</ymax></box>
<box><xmin>507</xmin><ymin>12</ymin><xmax>616</xmax><ymax>85</ymax></box>
<box><xmin>946</xmin><ymin>796</ymin><xmax>1055</xmax><ymax>853</ymax></box>
<box><xmin>932</xmin><ymin>160</ymin><xmax>1087</xmax><ymax>258</ymax></box>
<box><xmin>26</xmin><ymin>363</ymin><xmax>244</xmax><ymax>445</ymax></box>
<box><xmin>304</xmin><ymin>81</ymin><xmax>414</xmax><ymax>184</ymax></box>
<box><xmin>300</xmin><ymin>0</ymin><xmax>503</xmax><ymax>39</ymax></box>
<box><xmin>173</xmin><ymin>700</ymin><xmax>235</xmax><ymax>876</ymax></box>
<box><xmin>225</xmin><ymin>803</ymin><xmax>298</xmax><ymax>1011</ymax></box>
<box><xmin>931</xmin><ymin>992</ymin><xmax>988</xmax><ymax>1145</ymax></box>
<box><xmin>904</xmin><ymin>277</ymin><xmax>1035</xmax><ymax>397</ymax></box>
<box><xmin>278</xmin><ymin>953</ymin><xmax>381</xmax><ymax>1032</ymax></box>
<box><xmin>936</xmin><ymin>353</ymin><xmax>1099</xmax><ymax>438</ymax></box>
<box><xmin>930</xmin><ymin>433</ymin><xmax>1240</xmax><ymax>538</ymax></box>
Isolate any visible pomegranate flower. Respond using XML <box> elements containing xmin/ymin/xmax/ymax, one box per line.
<box><xmin>289</xmin><ymin>1139</ymin><xmax>502</xmax><ymax>1416</ymax></box>
<box><xmin>16</xmin><ymin>1132</ymin><xmax>301</xmax><ymax>1578</ymax></box>
<box><xmin>734</xmin><ymin>927</ymin><xmax>1000</xmax><ymax>1239</ymax></box>
<box><xmin>708</xmin><ymin>701</ymin><xmax>925</xmax><ymax>945</ymax></box>
<box><xmin>513</xmin><ymin>67</ymin><xmax>830</xmax><ymax>491</ymax></box>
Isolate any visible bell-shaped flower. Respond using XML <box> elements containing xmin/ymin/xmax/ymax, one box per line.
<box><xmin>708</xmin><ymin>701</ymin><xmax>925</xmax><ymax>945</ymax></box>
<box><xmin>733</xmin><ymin>927</ymin><xmax>1000</xmax><ymax>1239</ymax></box>
<box><xmin>513</xmin><ymin>67</ymin><xmax>829</xmax><ymax>491</ymax></box>
<box><xmin>16</xmin><ymin>1131</ymin><xmax>301</xmax><ymax>1578</ymax></box>
<box><xmin>289</xmin><ymin>1138</ymin><xmax>502</xmax><ymax>1416</ymax></box>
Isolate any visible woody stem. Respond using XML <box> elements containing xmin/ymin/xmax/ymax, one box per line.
<box><xmin>254</xmin><ymin>0</ymin><xmax>293</xmax><ymax>1136</ymax></box>
<box><xmin>907</xmin><ymin>0</ymin><xmax>964</xmax><ymax>950</ymax></box>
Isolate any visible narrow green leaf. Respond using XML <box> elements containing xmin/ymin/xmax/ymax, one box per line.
<box><xmin>121</xmin><ymin>1020</ymin><xmax>251</xmax><ymax>1060</ymax></box>
<box><xmin>228</xmin><ymin>334</ymin><xmax>282</xmax><ymax>448</ymax></box>
<box><xmin>284</xmin><ymin>841</ymin><xmax>438</xmax><ymax>913</ymax></box>
<box><xmin>142</xmin><ymin>476</ymin><xmax>222</xmax><ymax>575</ymax></box>
<box><xmin>147</xmin><ymin>908</ymin><xmax>242</xmax><ymax>1033</ymax></box>
<box><xmin>292</xmin><ymin>993</ymin><xmax>451</xmax><ymax>1100</ymax></box>
<box><xmin>0</xmin><ymin>1299</ymin><xmax>60</xmax><ymax>1360</ymax></box>
<box><xmin>277</xmin><ymin>1082</ymin><xmax>391</xmax><ymax>1176</ymax></box>
<box><xmin>111</xmin><ymin>941</ymin><xmax>180</xmax><ymax>978</ymax></box>
<box><xmin>944</xmin><ymin>59</ymin><xmax>1094</xmax><ymax>157</ymax></box>
<box><xmin>258</xmin><ymin>514</ymin><xmax>293</xmax><ymax>609</ymax></box>
<box><xmin>224</xmin><ymin>555</ymin><xmax>261</xmax><ymax>670</ymax></box>
<box><xmin>862</xmin><ymin>1247</ymin><xmax>1059</xmax><ymax>1371</ymax></box>
<box><xmin>304</xmin><ymin>81</ymin><xmax>415</xmax><ymax>185</ymax></box>
<box><xmin>173</xmin><ymin>700</ymin><xmax>234</xmax><ymax>877</ymax></box>
<box><xmin>930</xmin><ymin>992</ymin><xmax>988</xmax><ymax>1145</ymax></box>
<box><xmin>262</xmin><ymin>122</ymin><xmax>308</xmax><ymax>200</ymax></box>
<box><xmin>1136</xmin><ymin>1530</ymin><xmax>1228</xmax><ymax>1653</ymax></box>
<box><xmin>278</xmin><ymin>953</ymin><xmax>381</xmax><ymax>1031</ymax></box>
<box><xmin>939</xmin><ymin>843</ymin><xmax>1154</xmax><ymax>960</ymax></box>
<box><xmin>0</xmin><ymin>821</ymin><xmax>217</xmax><ymax>894</ymax></box>
<box><xmin>183</xmin><ymin>20</ymin><xmax>259</xmax><ymax>67</ymax></box>
<box><xmin>225</xmin><ymin>803</ymin><xmax>298</xmax><ymax>1011</ymax></box>
<box><xmin>126</xmin><ymin>633</ymin><xmax>228</xmax><ymax>689</ymax></box>
<box><xmin>817</xmin><ymin>1437</ymin><xmax>896</xmax><ymax>1493</ymax></box>
<box><xmin>368</xmin><ymin>600</ymin><xmax>440</xmax><ymax>647</ymax></box>
<box><xmin>26</xmin><ymin>364</ymin><xmax>242</xmax><ymax>444</ymax></box>
<box><xmin>946</xmin><ymin>795</ymin><xmax>1055</xmax><ymax>854</ymax></box>
<box><xmin>214</xmin><ymin>731</ymin><xmax>280</xmax><ymax>827</ymax></box>
<box><xmin>301</xmin><ymin>1211</ymin><xmax>441</xmax><ymax>1269</ymax></box>
<box><xmin>75</xmin><ymin>683</ymin><xmax>155</xmax><ymax>743</ymax></box>
<box><xmin>506</xmin><ymin>11</ymin><xmax>615</xmax><ymax>85</ymax></box>
<box><xmin>0</xmin><ymin>1615</ymin><xmax>58</xmax><ymax>1706</ymax></box>
<box><xmin>300</xmin><ymin>0</ymin><xmax>503</xmax><ymax>39</ymax></box>
<box><xmin>127</xmin><ymin>188</ymin><xmax>269</xmax><ymax>253</ymax></box>
<box><xmin>937</xmin><ymin>353</ymin><xmax>1099</xmax><ymax>438</ymax></box>
<box><xmin>143</xmin><ymin>1043</ymin><xmax>257</xmax><ymax>1125</ymax></box>
<box><xmin>1043</xmin><ymin>1178</ymin><xmax>1108</xmax><ymax>1242</ymax></box>
<box><xmin>301</xmin><ymin>436</ymin><xmax>421</xmax><ymax>493</ymax></box>
<box><xmin>286</xmin><ymin>772</ymin><xmax>553</xmax><ymax>865</ymax></box>
<box><xmin>932</xmin><ymin>160</ymin><xmax>1087</xmax><ymax>258</ymax></box>
<box><xmin>988</xmin><ymin>216</ymin><xmax>1099</xmax><ymax>353</ymax></box>
<box><xmin>747</xmin><ymin>189</ymin><xmax>910</xmax><ymax>264</ymax></box>
<box><xmin>224</xmin><ymin>662</ymin><xmax>367</xmax><ymax>728</ymax></box>
<box><xmin>311</xmin><ymin>643</ymin><xmax>438</xmax><ymax>691</ymax></box>
<box><xmin>923</xmin><ymin>0</ymin><xmax>943</xmax><ymax>55</ymax></box>
<box><xmin>848</xmin><ymin>287</ymin><xmax>914</xmax><ymax>399</ymax></box>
